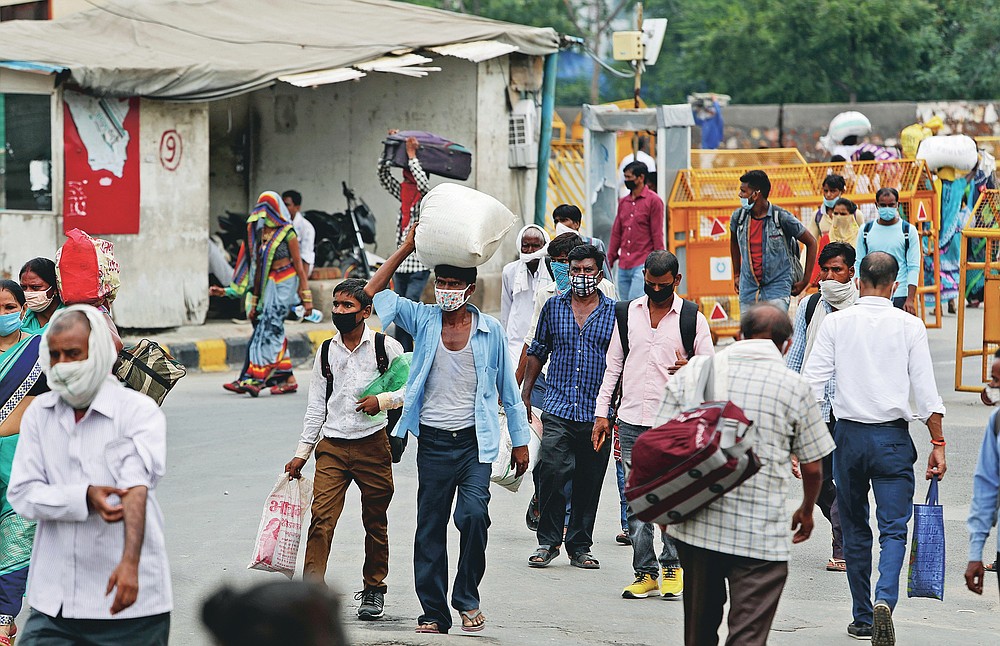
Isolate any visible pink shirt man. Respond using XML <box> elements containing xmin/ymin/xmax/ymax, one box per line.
<box><xmin>596</xmin><ymin>295</ymin><xmax>715</xmax><ymax>426</ymax></box>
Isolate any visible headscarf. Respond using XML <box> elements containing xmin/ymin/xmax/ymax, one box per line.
<box><xmin>39</xmin><ymin>304</ymin><xmax>117</xmax><ymax>410</ymax></box>
<box><xmin>228</xmin><ymin>192</ymin><xmax>297</xmax><ymax>312</ymax></box>
<box><xmin>511</xmin><ymin>224</ymin><xmax>550</xmax><ymax>295</ymax></box>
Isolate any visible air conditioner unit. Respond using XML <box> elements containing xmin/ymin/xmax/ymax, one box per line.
<box><xmin>508</xmin><ymin>98</ymin><xmax>538</xmax><ymax>169</ymax></box>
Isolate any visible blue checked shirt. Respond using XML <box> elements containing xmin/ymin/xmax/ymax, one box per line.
<box><xmin>786</xmin><ymin>297</ymin><xmax>836</xmax><ymax>421</ymax></box>
<box><xmin>527</xmin><ymin>291</ymin><xmax>616</xmax><ymax>423</ymax></box>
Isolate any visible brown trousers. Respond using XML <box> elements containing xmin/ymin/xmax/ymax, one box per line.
<box><xmin>675</xmin><ymin>540</ymin><xmax>788</xmax><ymax>646</ymax></box>
<box><xmin>303</xmin><ymin>431</ymin><xmax>394</xmax><ymax>592</ymax></box>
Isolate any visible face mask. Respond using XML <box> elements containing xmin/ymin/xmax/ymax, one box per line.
<box><xmin>570</xmin><ymin>274</ymin><xmax>599</xmax><ymax>297</ymax></box>
<box><xmin>551</xmin><ymin>261</ymin><xmax>570</xmax><ymax>294</ymax></box>
<box><xmin>48</xmin><ymin>359</ymin><xmax>109</xmax><ymax>409</ymax></box>
<box><xmin>986</xmin><ymin>386</ymin><xmax>1000</xmax><ymax>406</ymax></box>
<box><xmin>624</xmin><ymin>180</ymin><xmax>638</xmax><ymax>191</ymax></box>
<box><xmin>330</xmin><ymin>311</ymin><xmax>363</xmax><ymax>335</ymax></box>
<box><xmin>818</xmin><ymin>279</ymin><xmax>859</xmax><ymax>310</ymax></box>
<box><xmin>554</xmin><ymin>222</ymin><xmax>576</xmax><ymax>236</ymax></box>
<box><xmin>0</xmin><ymin>311</ymin><xmax>22</xmax><ymax>336</ymax></box>
<box><xmin>435</xmin><ymin>287</ymin><xmax>470</xmax><ymax>312</ymax></box>
<box><xmin>877</xmin><ymin>206</ymin><xmax>898</xmax><ymax>221</ymax></box>
<box><xmin>644</xmin><ymin>283</ymin><xmax>674</xmax><ymax>303</ymax></box>
<box><xmin>823</xmin><ymin>196</ymin><xmax>839</xmax><ymax>209</ymax></box>
<box><xmin>739</xmin><ymin>197</ymin><xmax>751</xmax><ymax>208</ymax></box>
<box><xmin>25</xmin><ymin>290</ymin><xmax>54</xmax><ymax>313</ymax></box>
<box><xmin>520</xmin><ymin>248</ymin><xmax>547</xmax><ymax>263</ymax></box>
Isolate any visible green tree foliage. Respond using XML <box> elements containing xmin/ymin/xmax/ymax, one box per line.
<box><xmin>405</xmin><ymin>0</ymin><xmax>1000</xmax><ymax>104</ymax></box>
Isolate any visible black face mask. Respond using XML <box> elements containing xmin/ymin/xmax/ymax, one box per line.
<box><xmin>624</xmin><ymin>180</ymin><xmax>638</xmax><ymax>191</ymax></box>
<box><xmin>645</xmin><ymin>282</ymin><xmax>674</xmax><ymax>303</ymax></box>
<box><xmin>331</xmin><ymin>311</ymin><xmax>363</xmax><ymax>335</ymax></box>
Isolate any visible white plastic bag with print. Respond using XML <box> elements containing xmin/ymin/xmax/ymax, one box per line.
<box><xmin>491</xmin><ymin>410</ymin><xmax>523</xmax><ymax>493</ymax></box>
<box><xmin>248</xmin><ymin>474</ymin><xmax>313</xmax><ymax>578</ymax></box>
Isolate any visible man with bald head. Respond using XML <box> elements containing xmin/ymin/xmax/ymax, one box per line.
<box><xmin>804</xmin><ymin>251</ymin><xmax>945</xmax><ymax>645</ymax></box>
<box><xmin>9</xmin><ymin>305</ymin><xmax>171</xmax><ymax>645</ymax></box>
<box><xmin>654</xmin><ymin>303</ymin><xmax>834</xmax><ymax>646</ymax></box>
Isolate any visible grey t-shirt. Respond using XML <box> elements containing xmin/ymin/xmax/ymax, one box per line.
<box><xmin>420</xmin><ymin>313</ymin><xmax>478</xmax><ymax>431</ymax></box>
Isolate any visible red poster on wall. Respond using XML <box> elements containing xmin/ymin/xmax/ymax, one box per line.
<box><xmin>63</xmin><ymin>92</ymin><xmax>140</xmax><ymax>234</ymax></box>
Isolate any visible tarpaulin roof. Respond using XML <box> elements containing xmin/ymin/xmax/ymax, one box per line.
<box><xmin>0</xmin><ymin>0</ymin><xmax>560</xmax><ymax>101</ymax></box>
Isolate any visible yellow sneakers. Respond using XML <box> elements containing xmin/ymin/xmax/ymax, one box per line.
<box><xmin>661</xmin><ymin>566</ymin><xmax>683</xmax><ymax>599</ymax></box>
<box><xmin>622</xmin><ymin>573</ymin><xmax>661</xmax><ymax>599</ymax></box>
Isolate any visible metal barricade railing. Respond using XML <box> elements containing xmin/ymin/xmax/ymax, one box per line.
<box><xmin>668</xmin><ymin>159</ymin><xmax>941</xmax><ymax>337</ymax></box>
<box><xmin>690</xmin><ymin>148</ymin><xmax>808</xmax><ymax>170</ymax></box>
<box><xmin>956</xmin><ymin>189</ymin><xmax>1000</xmax><ymax>391</ymax></box>
<box><xmin>545</xmin><ymin>141</ymin><xmax>586</xmax><ymax>231</ymax></box>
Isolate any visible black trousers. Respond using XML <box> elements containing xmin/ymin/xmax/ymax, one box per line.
<box><xmin>535</xmin><ymin>412</ymin><xmax>611</xmax><ymax>555</ymax></box>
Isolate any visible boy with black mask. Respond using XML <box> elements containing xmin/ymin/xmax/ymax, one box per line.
<box><xmin>284</xmin><ymin>278</ymin><xmax>405</xmax><ymax>622</ymax></box>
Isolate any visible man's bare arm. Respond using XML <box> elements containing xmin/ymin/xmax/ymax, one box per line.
<box><xmin>106</xmin><ymin>486</ymin><xmax>147</xmax><ymax>614</ymax></box>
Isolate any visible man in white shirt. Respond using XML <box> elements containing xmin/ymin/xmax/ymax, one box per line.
<box><xmin>803</xmin><ymin>251</ymin><xmax>947</xmax><ymax>645</ymax></box>
<box><xmin>500</xmin><ymin>225</ymin><xmax>551</xmax><ymax>362</ymax></box>
<box><xmin>283</xmin><ymin>190</ymin><xmax>316</xmax><ymax>278</ymax></box>
<box><xmin>9</xmin><ymin>305</ymin><xmax>171</xmax><ymax>645</ymax></box>
<box><xmin>284</xmin><ymin>279</ymin><xmax>404</xmax><ymax>622</ymax></box>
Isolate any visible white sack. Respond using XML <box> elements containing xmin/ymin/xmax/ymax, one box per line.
<box><xmin>415</xmin><ymin>183</ymin><xmax>517</xmax><ymax>269</ymax></box>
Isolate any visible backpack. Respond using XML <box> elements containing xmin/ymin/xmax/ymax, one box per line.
<box><xmin>320</xmin><ymin>333</ymin><xmax>406</xmax><ymax>463</ymax></box>
<box><xmin>624</xmin><ymin>354</ymin><xmax>761</xmax><ymax>525</ymax></box>
<box><xmin>115</xmin><ymin>339</ymin><xmax>187</xmax><ymax>406</ymax></box>
<box><xmin>804</xmin><ymin>292</ymin><xmax>822</xmax><ymax>327</ymax></box>
<box><xmin>861</xmin><ymin>219</ymin><xmax>910</xmax><ymax>256</ymax></box>
<box><xmin>733</xmin><ymin>205</ymin><xmax>804</xmax><ymax>284</ymax></box>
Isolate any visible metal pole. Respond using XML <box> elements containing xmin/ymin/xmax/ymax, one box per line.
<box><xmin>534</xmin><ymin>52</ymin><xmax>559</xmax><ymax>227</ymax></box>
<box><xmin>632</xmin><ymin>2</ymin><xmax>643</xmax><ymax>157</ymax></box>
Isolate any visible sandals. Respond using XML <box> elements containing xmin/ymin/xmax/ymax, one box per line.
<box><xmin>826</xmin><ymin>558</ymin><xmax>847</xmax><ymax>572</ymax></box>
<box><xmin>570</xmin><ymin>551</ymin><xmax>600</xmax><ymax>569</ymax></box>
<box><xmin>460</xmin><ymin>609</ymin><xmax>486</xmax><ymax>633</ymax></box>
<box><xmin>269</xmin><ymin>382</ymin><xmax>298</xmax><ymax>395</ymax></box>
<box><xmin>222</xmin><ymin>380</ymin><xmax>246</xmax><ymax>393</ymax></box>
<box><xmin>528</xmin><ymin>546</ymin><xmax>560</xmax><ymax>568</ymax></box>
<box><xmin>415</xmin><ymin>622</ymin><xmax>441</xmax><ymax>634</ymax></box>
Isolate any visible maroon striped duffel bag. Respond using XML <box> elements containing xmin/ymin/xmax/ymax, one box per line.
<box><xmin>625</xmin><ymin>360</ymin><xmax>760</xmax><ymax>525</ymax></box>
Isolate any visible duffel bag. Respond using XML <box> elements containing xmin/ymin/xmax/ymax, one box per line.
<box><xmin>116</xmin><ymin>339</ymin><xmax>187</xmax><ymax>406</ymax></box>
<box><xmin>382</xmin><ymin>130</ymin><xmax>472</xmax><ymax>181</ymax></box>
<box><xmin>625</xmin><ymin>354</ymin><xmax>760</xmax><ymax>525</ymax></box>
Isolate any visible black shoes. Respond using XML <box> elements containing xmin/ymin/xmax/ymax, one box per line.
<box><xmin>871</xmin><ymin>600</ymin><xmax>895</xmax><ymax>646</ymax></box>
<box><xmin>356</xmin><ymin>589</ymin><xmax>384</xmax><ymax>620</ymax></box>
<box><xmin>847</xmin><ymin>622</ymin><xmax>872</xmax><ymax>640</ymax></box>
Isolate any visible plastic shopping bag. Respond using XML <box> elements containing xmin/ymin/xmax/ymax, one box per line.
<box><xmin>907</xmin><ymin>476</ymin><xmax>945</xmax><ymax>600</ymax></box>
<box><xmin>248</xmin><ymin>474</ymin><xmax>313</xmax><ymax>578</ymax></box>
<box><xmin>491</xmin><ymin>410</ymin><xmax>523</xmax><ymax>493</ymax></box>
<box><xmin>359</xmin><ymin>353</ymin><xmax>412</xmax><ymax>398</ymax></box>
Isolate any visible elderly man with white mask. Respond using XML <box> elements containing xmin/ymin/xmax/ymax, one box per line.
<box><xmin>500</xmin><ymin>224</ymin><xmax>551</xmax><ymax>363</ymax></box>
<box><xmin>8</xmin><ymin>305</ymin><xmax>171</xmax><ymax>646</ymax></box>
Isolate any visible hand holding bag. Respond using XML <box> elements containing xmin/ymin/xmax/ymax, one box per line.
<box><xmin>907</xmin><ymin>475</ymin><xmax>945</xmax><ymax>600</ymax></box>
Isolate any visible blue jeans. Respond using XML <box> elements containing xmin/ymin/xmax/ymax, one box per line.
<box><xmin>739</xmin><ymin>294</ymin><xmax>790</xmax><ymax>312</ymax></box>
<box><xmin>615</xmin><ymin>459</ymin><xmax>628</xmax><ymax>532</ymax></box>
<box><xmin>19</xmin><ymin>610</ymin><xmax>170</xmax><ymax>646</ymax></box>
<box><xmin>392</xmin><ymin>270</ymin><xmax>430</xmax><ymax>352</ymax></box>
<box><xmin>616</xmin><ymin>265</ymin><xmax>645</xmax><ymax>300</ymax></box>
<box><xmin>618</xmin><ymin>421</ymin><xmax>680</xmax><ymax>574</ymax></box>
<box><xmin>414</xmin><ymin>425</ymin><xmax>491</xmax><ymax>633</ymax></box>
<box><xmin>833</xmin><ymin>420</ymin><xmax>916</xmax><ymax>625</ymax></box>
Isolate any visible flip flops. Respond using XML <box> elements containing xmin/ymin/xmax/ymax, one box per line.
<box><xmin>460</xmin><ymin>609</ymin><xmax>486</xmax><ymax>633</ymax></box>
<box><xmin>269</xmin><ymin>383</ymin><xmax>298</xmax><ymax>395</ymax></box>
<box><xmin>528</xmin><ymin>546</ymin><xmax>560</xmax><ymax>568</ymax></box>
<box><xmin>415</xmin><ymin>622</ymin><xmax>441</xmax><ymax>634</ymax></box>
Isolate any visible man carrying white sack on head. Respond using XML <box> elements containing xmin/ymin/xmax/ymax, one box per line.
<box><xmin>9</xmin><ymin>305</ymin><xmax>171</xmax><ymax>646</ymax></box>
<box><xmin>365</xmin><ymin>208</ymin><xmax>529</xmax><ymax>635</ymax></box>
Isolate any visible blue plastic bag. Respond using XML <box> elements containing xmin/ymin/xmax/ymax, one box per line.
<box><xmin>907</xmin><ymin>476</ymin><xmax>945</xmax><ymax>600</ymax></box>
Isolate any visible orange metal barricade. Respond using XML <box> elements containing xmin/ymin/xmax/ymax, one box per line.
<box><xmin>955</xmin><ymin>189</ymin><xmax>1000</xmax><ymax>392</ymax></box>
<box><xmin>689</xmin><ymin>148</ymin><xmax>808</xmax><ymax>170</ymax></box>
<box><xmin>668</xmin><ymin>159</ymin><xmax>941</xmax><ymax>338</ymax></box>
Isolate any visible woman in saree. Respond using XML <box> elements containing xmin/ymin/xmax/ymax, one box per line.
<box><xmin>211</xmin><ymin>192</ymin><xmax>313</xmax><ymax>397</ymax></box>
<box><xmin>0</xmin><ymin>280</ymin><xmax>46</xmax><ymax>645</ymax></box>
<box><xmin>18</xmin><ymin>258</ymin><xmax>63</xmax><ymax>335</ymax></box>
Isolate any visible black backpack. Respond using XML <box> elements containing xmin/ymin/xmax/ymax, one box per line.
<box><xmin>614</xmin><ymin>297</ymin><xmax>699</xmax><ymax>361</ymax></box>
<box><xmin>861</xmin><ymin>219</ymin><xmax>911</xmax><ymax>256</ymax></box>
<box><xmin>320</xmin><ymin>333</ymin><xmax>406</xmax><ymax>463</ymax></box>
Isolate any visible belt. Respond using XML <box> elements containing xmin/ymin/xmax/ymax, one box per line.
<box><xmin>845</xmin><ymin>418</ymin><xmax>909</xmax><ymax>430</ymax></box>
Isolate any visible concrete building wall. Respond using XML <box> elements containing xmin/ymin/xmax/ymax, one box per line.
<box><xmin>107</xmin><ymin>100</ymin><xmax>210</xmax><ymax>328</ymax></box>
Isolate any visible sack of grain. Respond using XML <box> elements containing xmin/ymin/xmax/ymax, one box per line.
<box><xmin>916</xmin><ymin>134</ymin><xmax>979</xmax><ymax>172</ymax></box>
<box><xmin>415</xmin><ymin>183</ymin><xmax>517</xmax><ymax>269</ymax></box>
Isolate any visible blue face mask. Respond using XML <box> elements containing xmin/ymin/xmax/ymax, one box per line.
<box><xmin>739</xmin><ymin>197</ymin><xmax>750</xmax><ymax>208</ymax></box>
<box><xmin>551</xmin><ymin>261</ymin><xmax>570</xmax><ymax>294</ymax></box>
<box><xmin>823</xmin><ymin>196</ymin><xmax>839</xmax><ymax>209</ymax></box>
<box><xmin>0</xmin><ymin>311</ymin><xmax>21</xmax><ymax>336</ymax></box>
<box><xmin>877</xmin><ymin>206</ymin><xmax>898</xmax><ymax>222</ymax></box>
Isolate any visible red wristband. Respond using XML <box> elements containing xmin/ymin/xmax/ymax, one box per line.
<box><xmin>930</xmin><ymin>438</ymin><xmax>946</xmax><ymax>447</ymax></box>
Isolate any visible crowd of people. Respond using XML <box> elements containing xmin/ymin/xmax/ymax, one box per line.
<box><xmin>1</xmin><ymin>158</ymin><xmax>999</xmax><ymax>646</ymax></box>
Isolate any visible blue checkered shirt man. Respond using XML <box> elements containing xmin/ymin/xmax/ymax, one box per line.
<box><xmin>527</xmin><ymin>291</ymin><xmax>616</xmax><ymax>423</ymax></box>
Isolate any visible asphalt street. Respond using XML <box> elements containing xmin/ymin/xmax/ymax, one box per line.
<box><xmin>113</xmin><ymin>307</ymin><xmax>1000</xmax><ymax>644</ymax></box>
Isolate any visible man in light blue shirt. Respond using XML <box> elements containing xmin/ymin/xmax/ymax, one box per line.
<box><xmin>854</xmin><ymin>187</ymin><xmax>920</xmax><ymax>314</ymax></box>
<box><xmin>965</xmin><ymin>350</ymin><xmax>1000</xmax><ymax>597</ymax></box>
<box><xmin>365</xmin><ymin>224</ymin><xmax>529</xmax><ymax>635</ymax></box>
